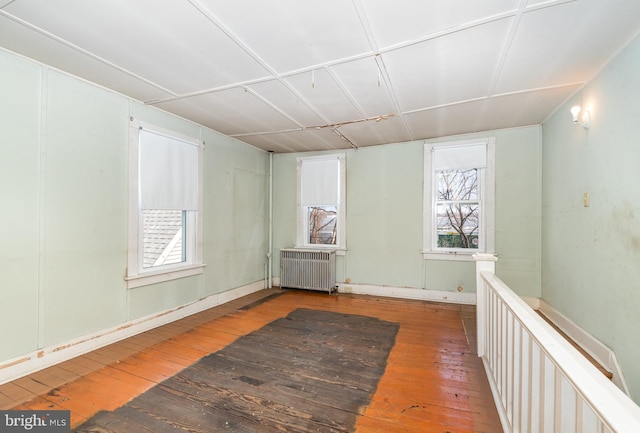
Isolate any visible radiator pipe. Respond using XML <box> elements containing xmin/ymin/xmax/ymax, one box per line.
<box><xmin>267</xmin><ymin>151</ymin><xmax>273</xmax><ymax>288</ymax></box>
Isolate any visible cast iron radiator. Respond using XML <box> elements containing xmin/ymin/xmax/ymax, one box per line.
<box><xmin>280</xmin><ymin>248</ymin><xmax>336</xmax><ymax>293</ymax></box>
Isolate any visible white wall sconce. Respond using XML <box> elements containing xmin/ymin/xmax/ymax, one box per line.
<box><xmin>570</xmin><ymin>105</ymin><xmax>591</xmax><ymax>130</ymax></box>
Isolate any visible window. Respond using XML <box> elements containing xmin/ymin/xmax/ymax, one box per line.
<box><xmin>423</xmin><ymin>138</ymin><xmax>495</xmax><ymax>260</ymax></box>
<box><xmin>296</xmin><ymin>154</ymin><xmax>346</xmax><ymax>251</ymax></box>
<box><xmin>126</xmin><ymin>120</ymin><xmax>204</xmax><ymax>288</ymax></box>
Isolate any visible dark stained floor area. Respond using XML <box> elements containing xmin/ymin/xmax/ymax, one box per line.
<box><xmin>0</xmin><ymin>288</ymin><xmax>502</xmax><ymax>432</ymax></box>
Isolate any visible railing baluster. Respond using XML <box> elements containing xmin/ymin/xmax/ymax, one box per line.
<box><xmin>507</xmin><ymin>310</ymin><xmax>514</xmax><ymax>426</ymax></box>
<box><xmin>514</xmin><ymin>319</ymin><xmax>522</xmax><ymax>432</ymax></box>
<box><xmin>474</xmin><ymin>254</ymin><xmax>640</xmax><ymax>433</ymax></box>
<box><xmin>498</xmin><ymin>299</ymin><xmax>503</xmax><ymax>400</ymax></box>
<box><xmin>576</xmin><ymin>392</ymin><xmax>583</xmax><ymax>433</ymax></box>
<box><xmin>539</xmin><ymin>348</ymin><xmax>546</xmax><ymax>432</ymax></box>
<box><xmin>554</xmin><ymin>367</ymin><xmax>562</xmax><ymax>432</ymax></box>
<box><xmin>492</xmin><ymin>289</ymin><xmax>498</xmax><ymax>377</ymax></box>
<box><xmin>526</xmin><ymin>331</ymin><xmax>533</xmax><ymax>433</ymax></box>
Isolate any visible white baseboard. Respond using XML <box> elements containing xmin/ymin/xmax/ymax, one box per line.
<box><xmin>520</xmin><ymin>296</ymin><xmax>541</xmax><ymax>309</ymax></box>
<box><xmin>536</xmin><ymin>299</ymin><xmax>630</xmax><ymax>396</ymax></box>
<box><xmin>339</xmin><ymin>283</ymin><xmax>477</xmax><ymax>304</ymax></box>
<box><xmin>0</xmin><ymin>280</ymin><xmax>265</xmax><ymax>386</ymax></box>
<box><xmin>272</xmin><ymin>277</ymin><xmax>477</xmax><ymax>304</ymax></box>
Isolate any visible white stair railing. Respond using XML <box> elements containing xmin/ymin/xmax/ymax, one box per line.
<box><xmin>474</xmin><ymin>253</ymin><xmax>640</xmax><ymax>433</ymax></box>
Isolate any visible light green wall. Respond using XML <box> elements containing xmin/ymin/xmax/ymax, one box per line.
<box><xmin>0</xmin><ymin>48</ymin><xmax>268</xmax><ymax>361</ymax></box>
<box><xmin>541</xmin><ymin>33</ymin><xmax>640</xmax><ymax>401</ymax></box>
<box><xmin>0</xmin><ymin>41</ymin><xmax>542</xmax><ymax>376</ymax></box>
<box><xmin>0</xmin><ymin>48</ymin><xmax>42</xmax><ymax>357</ymax></box>
<box><xmin>273</xmin><ymin>126</ymin><xmax>541</xmax><ymax>297</ymax></box>
<box><xmin>344</xmin><ymin>141</ymin><xmax>423</xmax><ymax>288</ymax></box>
<box><xmin>494</xmin><ymin>126</ymin><xmax>542</xmax><ymax>296</ymax></box>
<box><xmin>43</xmin><ymin>71</ymin><xmax>129</xmax><ymax>345</ymax></box>
<box><xmin>201</xmin><ymin>131</ymin><xmax>268</xmax><ymax>297</ymax></box>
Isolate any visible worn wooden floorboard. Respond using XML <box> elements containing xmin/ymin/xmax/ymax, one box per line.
<box><xmin>75</xmin><ymin>308</ymin><xmax>399</xmax><ymax>433</ymax></box>
<box><xmin>3</xmin><ymin>289</ymin><xmax>503</xmax><ymax>432</ymax></box>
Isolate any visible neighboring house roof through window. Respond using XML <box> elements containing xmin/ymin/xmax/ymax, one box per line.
<box><xmin>142</xmin><ymin>209</ymin><xmax>183</xmax><ymax>268</ymax></box>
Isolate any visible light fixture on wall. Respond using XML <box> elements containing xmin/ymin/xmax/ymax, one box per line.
<box><xmin>570</xmin><ymin>105</ymin><xmax>591</xmax><ymax>130</ymax></box>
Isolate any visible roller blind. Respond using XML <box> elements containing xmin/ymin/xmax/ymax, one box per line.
<box><xmin>433</xmin><ymin>142</ymin><xmax>486</xmax><ymax>171</ymax></box>
<box><xmin>139</xmin><ymin>127</ymin><xmax>199</xmax><ymax>210</ymax></box>
<box><xmin>301</xmin><ymin>157</ymin><xmax>340</xmax><ymax>206</ymax></box>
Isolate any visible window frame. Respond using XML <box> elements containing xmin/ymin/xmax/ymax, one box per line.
<box><xmin>296</xmin><ymin>153</ymin><xmax>346</xmax><ymax>252</ymax></box>
<box><xmin>422</xmin><ymin>138</ymin><xmax>495</xmax><ymax>261</ymax></box>
<box><xmin>125</xmin><ymin>119</ymin><xmax>205</xmax><ymax>289</ymax></box>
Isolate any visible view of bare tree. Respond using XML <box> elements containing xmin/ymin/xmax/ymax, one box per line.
<box><xmin>436</xmin><ymin>169</ymin><xmax>479</xmax><ymax>249</ymax></box>
<box><xmin>308</xmin><ymin>206</ymin><xmax>337</xmax><ymax>245</ymax></box>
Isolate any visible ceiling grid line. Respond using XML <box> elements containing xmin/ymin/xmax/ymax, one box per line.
<box><xmin>0</xmin><ymin>9</ymin><xmax>179</xmax><ymax>97</ymax></box>
<box><xmin>352</xmin><ymin>0</ymin><xmax>414</xmax><ymax>141</ymax></box>
<box><xmin>184</xmin><ymin>0</ymin><xmax>339</xmax><ymax>133</ymax></box>
<box><xmin>485</xmin><ymin>0</ymin><xmax>529</xmax><ymax>97</ymax></box>
<box><xmin>2</xmin><ymin>0</ymin><xmax>639</xmax><ymax>152</ymax></box>
<box><xmin>241</xmin><ymin>86</ymin><xmax>306</xmax><ymax>129</ymax></box>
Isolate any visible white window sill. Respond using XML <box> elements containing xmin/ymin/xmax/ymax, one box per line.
<box><xmin>422</xmin><ymin>251</ymin><xmax>477</xmax><ymax>262</ymax></box>
<box><xmin>125</xmin><ymin>264</ymin><xmax>205</xmax><ymax>289</ymax></box>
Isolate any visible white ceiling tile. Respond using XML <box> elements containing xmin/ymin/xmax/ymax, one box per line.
<box><xmin>2</xmin><ymin>0</ymin><xmax>640</xmax><ymax>152</ymax></box>
<box><xmin>3</xmin><ymin>0</ymin><xmax>270</xmax><ymax>94</ymax></box>
<box><xmin>248</xmin><ymin>80</ymin><xmax>324</xmax><ymax>127</ymax></box>
<box><xmin>477</xmin><ymin>86</ymin><xmax>582</xmax><ymax>128</ymax></box>
<box><xmin>329</xmin><ymin>57</ymin><xmax>398</xmax><ymax>118</ymax></box>
<box><xmin>338</xmin><ymin>116</ymin><xmax>412</xmax><ymax>148</ymax></box>
<box><xmin>239</xmin><ymin>128</ymin><xmax>349</xmax><ymax>153</ymax></box>
<box><xmin>361</xmin><ymin>0</ymin><xmax>519</xmax><ymax>48</ymax></box>
<box><xmin>195</xmin><ymin>0</ymin><xmax>372</xmax><ymax>73</ymax></box>
<box><xmin>284</xmin><ymin>68</ymin><xmax>363</xmax><ymax>125</ymax></box>
<box><xmin>234</xmin><ymin>135</ymin><xmax>300</xmax><ymax>153</ymax></box>
<box><xmin>154</xmin><ymin>88</ymin><xmax>300</xmax><ymax>136</ymax></box>
<box><xmin>404</xmin><ymin>85</ymin><xmax>580</xmax><ymax>139</ymax></box>
<box><xmin>495</xmin><ymin>0</ymin><xmax>640</xmax><ymax>94</ymax></box>
<box><xmin>404</xmin><ymin>102</ymin><xmax>489</xmax><ymax>140</ymax></box>
<box><xmin>0</xmin><ymin>15</ymin><xmax>174</xmax><ymax>102</ymax></box>
<box><xmin>383</xmin><ymin>18</ymin><xmax>513</xmax><ymax>112</ymax></box>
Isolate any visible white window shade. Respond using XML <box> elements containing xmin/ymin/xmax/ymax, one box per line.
<box><xmin>433</xmin><ymin>143</ymin><xmax>487</xmax><ymax>171</ymax></box>
<box><xmin>139</xmin><ymin>128</ymin><xmax>199</xmax><ymax>210</ymax></box>
<box><xmin>301</xmin><ymin>157</ymin><xmax>340</xmax><ymax>206</ymax></box>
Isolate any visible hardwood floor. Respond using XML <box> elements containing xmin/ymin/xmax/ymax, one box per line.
<box><xmin>0</xmin><ymin>289</ymin><xmax>502</xmax><ymax>432</ymax></box>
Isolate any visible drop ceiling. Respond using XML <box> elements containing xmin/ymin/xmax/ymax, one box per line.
<box><xmin>1</xmin><ymin>0</ymin><xmax>639</xmax><ymax>153</ymax></box>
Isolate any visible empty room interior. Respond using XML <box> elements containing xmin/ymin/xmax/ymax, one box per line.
<box><xmin>2</xmin><ymin>1</ymin><xmax>640</xmax><ymax>432</ymax></box>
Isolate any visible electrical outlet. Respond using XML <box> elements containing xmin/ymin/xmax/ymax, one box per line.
<box><xmin>583</xmin><ymin>192</ymin><xmax>590</xmax><ymax>207</ymax></box>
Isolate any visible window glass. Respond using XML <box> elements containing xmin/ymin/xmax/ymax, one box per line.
<box><xmin>296</xmin><ymin>154</ymin><xmax>345</xmax><ymax>250</ymax></box>
<box><xmin>142</xmin><ymin>209</ymin><xmax>185</xmax><ymax>268</ymax></box>
<box><xmin>138</xmin><ymin>127</ymin><xmax>197</xmax><ymax>271</ymax></box>
<box><xmin>435</xmin><ymin>169</ymin><xmax>480</xmax><ymax>250</ymax></box>
<box><xmin>126</xmin><ymin>120</ymin><xmax>203</xmax><ymax>288</ymax></box>
<box><xmin>423</xmin><ymin>138</ymin><xmax>495</xmax><ymax>260</ymax></box>
<box><xmin>307</xmin><ymin>205</ymin><xmax>337</xmax><ymax>245</ymax></box>
<box><xmin>436</xmin><ymin>169</ymin><xmax>478</xmax><ymax>201</ymax></box>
